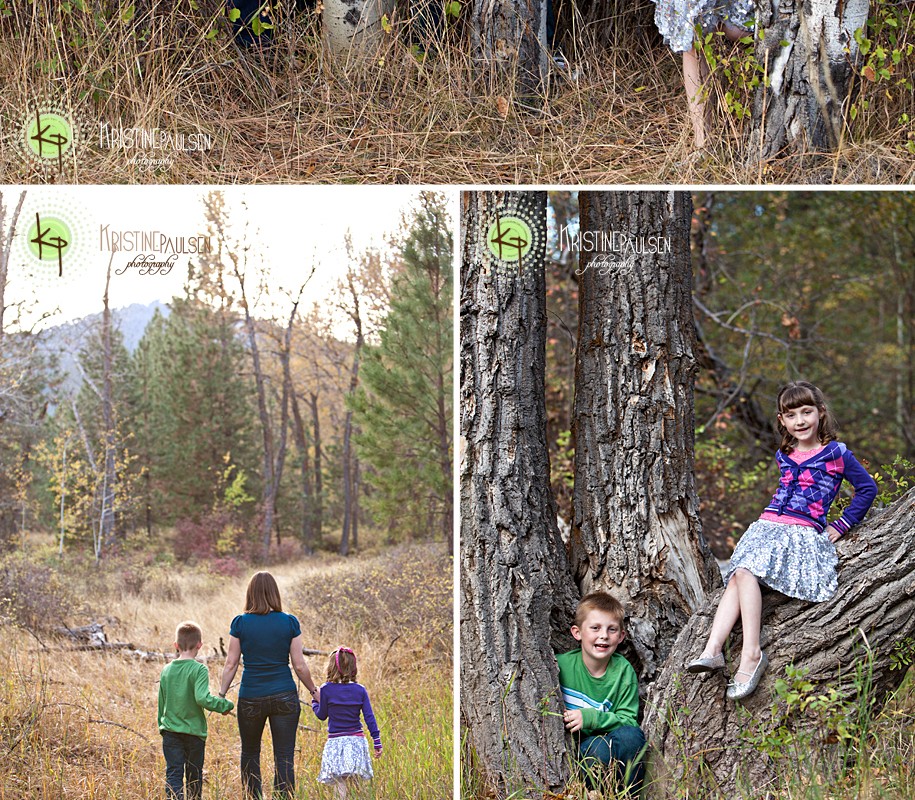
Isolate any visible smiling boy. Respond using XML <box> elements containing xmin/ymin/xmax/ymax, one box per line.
<box><xmin>557</xmin><ymin>592</ymin><xmax>646</xmax><ymax>794</ymax></box>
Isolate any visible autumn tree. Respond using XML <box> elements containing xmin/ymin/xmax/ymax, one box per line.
<box><xmin>351</xmin><ymin>192</ymin><xmax>453</xmax><ymax>551</ymax></box>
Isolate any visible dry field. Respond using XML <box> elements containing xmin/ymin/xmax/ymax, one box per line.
<box><xmin>0</xmin><ymin>1</ymin><xmax>912</xmax><ymax>184</ymax></box>
<box><xmin>0</xmin><ymin>543</ymin><xmax>453</xmax><ymax>799</ymax></box>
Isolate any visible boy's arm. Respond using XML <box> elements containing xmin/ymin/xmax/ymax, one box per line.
<box><xmin>577</xmin><ymin>666</ymin><xmax>640</xmax><ymax>736</ymax></box>
<box><xmin>361</xmin><ymin>688</ymin><xmax>382</xmax><ymax>754</ymax></box>
<box><xmin>194</xmin><ymin>665</ymin><xmax>234</xmax><ymax>714</ymax></box>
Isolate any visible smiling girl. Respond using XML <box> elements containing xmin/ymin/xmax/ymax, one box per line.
<box><xmin>687</xmin><ymin>381</ymin><xmax>878</xmax><ymax>700</ymax></box>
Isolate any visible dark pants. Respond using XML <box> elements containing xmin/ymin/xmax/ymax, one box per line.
<box><xmin>237</xmin><ymin>690</ymin><xmax>301</xmax><ymax>799</ymax></box>
<box><xmin>162</xmin><ymin>730</ymin><xmax>206</xmax><ymax>800</ymax></box>
<box><xmin>578</xmin><ymin>725</ymin><xmax>647</xmax><ymax>795</ymax></box>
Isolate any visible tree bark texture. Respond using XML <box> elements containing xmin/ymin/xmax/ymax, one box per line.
<box><xmin>571</xmin><ymin>191</ymin><xmax>721</xmax><ymax>685</ymax></box>
<box><xmin>470</xmin><ymin>0</ymin><xmax>547</xmax><ymax>100</ymax></box>
<box><xmin>460</xmin><ymin>191</ymin><xmax>578</xmax><ymax>792</ymax></box>
<box><xmin>644</xmin><ymin>488</ymin><xmax>915</xmax><ymax>796</ymax></box>
<box><xmin>749</xmin><ymin>0</ymin><xmax>868</xmax><ymax>160</ymax></box>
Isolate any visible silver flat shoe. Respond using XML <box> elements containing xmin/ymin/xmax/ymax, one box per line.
<box><xmin>686</xmin><ymin>653</ymin><xmax>725</xmax><ymax>673</ymax></box>
<box><xmin>726</xmin><ymin>652</ymin><xmax>769</xmax><ymax>701</ymax></box>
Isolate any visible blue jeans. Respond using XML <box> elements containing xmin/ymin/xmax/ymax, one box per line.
<box><xmin>162</xmin><ymin>730</ymin><xmax>206</xmax><ymax>800</ymax></box>
<box><xmin>237</xmin><ymin>690</ymin><xmax>301</xmax><ymax>799</ymax></box>
<box><xmin>578</xmin><ymin>725</ymin><xmax>647</xmax><ymax>794</ymax></box>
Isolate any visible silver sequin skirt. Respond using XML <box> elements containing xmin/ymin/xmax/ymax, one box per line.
<box><xmin>724</xmin><ymin>520</ymin><xmax>838</xmax><ymax>602</ymax></box>
<box><xmin>654</xmin><ymin>0</ymin><xmax>756</xmax><ymax>52</ymax></box>
<box><xmin>317</xmin><ymin>735</ymin><xmax>374</xmax><ymax>784</ymax></box>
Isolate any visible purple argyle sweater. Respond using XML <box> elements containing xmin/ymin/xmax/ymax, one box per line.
<box><xmin>763</xmin><ymin>441</ymin><xmax>877</xmax><ymax>535</ymax></box>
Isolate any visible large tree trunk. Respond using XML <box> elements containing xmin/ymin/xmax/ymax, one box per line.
<box><xmin>571</xmin><ymin>191</ymin><xmax>721</xmax><ymax>685</ymax></box>
<box><xmin>460</xmin><ymin>190</ymin><xmax>578</xmax><ymax>793</ymax></box>
<box><xmin>470</xmin><ymin>0</ymin><xmax>547</xmax><ymax>101</ymax></box>
<box><xmin>748</xmin><ymin>0</ymin><xmax>868</xmax><ymax>161</ymax></box>
<box><xmin>99</xmin><ymin>255</ymin><xmax>118</xmax><ymax>550</ymax></box>
<box><xmin>644</xmin><ymin>488</ymin><xmax>915</xmax><ymax>796</ymax></box>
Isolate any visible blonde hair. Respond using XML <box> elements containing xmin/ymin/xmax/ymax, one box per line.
<box><xmin>573</xmin><ymin>592</ymin><xmax>626</xmax><ymax>631</ymax></box>
<box><xmin>176</xmin><ymin>621</ymin><xmax>202</xmax><ymax>652</ymax></box>
<box><xmin>244</xmin><ymin>572</ymin><xmax>283</xmax><ymax>615</ymax></box>
<box><xmin>776</xmin><ymin>381</ymin><xmax>838</xmax><ymax>454</ymax></box>
<box><xmin>326</xmin><ymin>647</ymin><xmax>358</xmax><ymax>683</ymax></box>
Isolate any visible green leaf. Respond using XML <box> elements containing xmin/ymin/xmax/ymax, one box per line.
<box><xmin>380</xmin><ymin>12</ymin><xmax>392</xmax><ymax>32</ymax></box>
<box><xmin>228</xmin><ymin>8</ymin><xmax>241</xmax><ymax>20</ymax></box>
<box><xmin>121</xmin><ymin>3</ymin><xmax>135</xmax><ymax>22</ymax></box>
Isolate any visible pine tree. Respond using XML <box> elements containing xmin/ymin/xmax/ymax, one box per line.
<box><xmin>350</xmin><ymin>192</ymin><xmax>453</xmax><ymax>549</ymax></box>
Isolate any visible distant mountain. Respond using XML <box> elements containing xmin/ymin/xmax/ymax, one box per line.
<box><xmin>38</xmin><ymin>300</ymin><xmax>171</xmax><ymax>392</ymax></box>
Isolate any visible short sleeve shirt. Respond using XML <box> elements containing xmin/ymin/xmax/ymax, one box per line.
<box><xmin>230</xmin><ymin>611</ymin><xmax>301</xmax><ymax>698</ymax></box>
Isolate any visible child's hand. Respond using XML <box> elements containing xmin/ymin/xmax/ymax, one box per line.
<box><xmin>374</xmin><ymin>748</ymin><xmax>382</xmax><ymax>759</ymax></box>
<box><xmin>563</xmin><ymin>709</ymin><xmax>583</xmax><ymax>733</ymax></box>
<box><xmin>827</xmin><ymin>525</ymin><xmax>842</xmax><ymax>543</ymax></box>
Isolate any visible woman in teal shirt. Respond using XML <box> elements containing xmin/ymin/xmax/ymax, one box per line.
<box><xmin>219</xmin><ymin>572</ymin><xmax>320</xmax><ymax>799</ymax></box>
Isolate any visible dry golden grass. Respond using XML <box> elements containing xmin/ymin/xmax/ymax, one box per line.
<box><xmin>0</xmin><ymin>543</ymin><xmax>452</xmax><ymax>799</ymax></box>
<box><xmin>1</xmin><ymin>1</ymin><xmax>912</xmax><ymax>184</ymax></box>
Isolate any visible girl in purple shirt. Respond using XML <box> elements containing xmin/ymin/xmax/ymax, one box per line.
<box><xmin>312</xmin><ymin>646</ymin><xmax>382</xmax><ymax>797</ymax></box>
<box><xmin>686</xmin><ymin>381</ymin><xmax>877</xmax><ymax>701</ymax></box>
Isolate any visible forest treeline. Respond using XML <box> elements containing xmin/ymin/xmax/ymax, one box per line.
<box><xmin>0</xmin><ymin>190</ymin><xmax>453</xmax><ymax>566</ymax></box>
<box><xmin>545</xmin><ymin>190</ymin><xmax>915</xmax><ymax>556</ymax></box>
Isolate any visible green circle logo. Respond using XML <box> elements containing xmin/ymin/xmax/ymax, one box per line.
<box><xmin>487</xmin><ymin>216</ymin><xmax>532</xmax><ymax>262</ymax></box>
<box><xmin>27</xmin><ymin>215</ymin><xmax>72</xmax><ymax>276</ymax></box>
<box><xmin>25</xmin><ymin>112</ymin><xmax>73</xmax><ymax>161</ymax></box>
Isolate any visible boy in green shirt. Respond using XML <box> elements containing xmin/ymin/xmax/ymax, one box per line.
<box><xmin>557</xmin><ymin>592</ymin><xmax>646</xmax><ymax>794</ymax></box>
<box><xmin>158</xmin><ymin>621</ymin><xmax>234</xmax><ymax>800</ymax></box>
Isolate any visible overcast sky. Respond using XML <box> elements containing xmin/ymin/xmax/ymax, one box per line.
<box><xmin>4</xmin><ymin>185</ymin><xmax>447</xmax><ymax>332</ymax></box>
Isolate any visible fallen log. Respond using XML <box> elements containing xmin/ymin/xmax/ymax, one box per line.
<box><xmin>644</xmin><ymin>487</ymin><xmax>915</xmax><ymax>796</ymax></box>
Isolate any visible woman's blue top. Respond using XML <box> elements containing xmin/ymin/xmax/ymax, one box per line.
<box><xmin>230</xmin><ymin>611</ymin><xmax>301</xmax><ymax>699</ymax></box>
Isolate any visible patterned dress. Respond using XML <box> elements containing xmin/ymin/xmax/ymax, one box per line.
<box><xmin>654</xmin><ymin>0</ymin><xmax>756</xmax><ymax>53</ymax></box>
<box><xmin>725</xmin><ymin>442</ymin><xmax>877</xmax><ymax>602</ymax></box>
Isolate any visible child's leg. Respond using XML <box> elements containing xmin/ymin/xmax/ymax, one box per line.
<box><xmin>730</xmin><ymin>568</ymin><xmax>763</xmax><ymax>677</ymax></box>
<box><xmin>682</xmin><ymin>46</ymin><xmax>711</xmax><ymax>150</ymax></box>
<box><xmin>332</xmin><ymin>779</ymin><xmax>348</xmax><ymax>800</ymax></box>
<box><xmin>605</xmin><ymin>725</ymin><xmax>647</xmax><ymax>794</ymax></box>
<box><xmin>698</xmin><ymin>575</ymin><xmax>742</xmax><ymax>659</ymax></box>
<box><xmin>161</xmin><ymin>732</ymin><xmax>187</xmax><ymax>800</ymax></box>
<box><xmin>184</xmin><ymin>736</ymin><xmax>206</xmax><ymax>800</ymax></box>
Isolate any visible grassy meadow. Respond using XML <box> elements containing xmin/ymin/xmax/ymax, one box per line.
<box><xmin>1</xmin><ymin>0</ymin><xmax>913</xmax><ymax>184</ymax></box>
<box><xmin>0</xmin><ymin>539</ymin><xmax>453</xmax><ymax>800</ymax></box>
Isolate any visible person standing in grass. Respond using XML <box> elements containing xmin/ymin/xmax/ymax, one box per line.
<box><xmin>219</xmin><ymin>571</ymin><xmax>320</xmax><ymax>799</ymax></box>
<box><xmin>158</xmin><ymin>621</ymin><xmax>234</xmax><ymax>800</ymax></box>
<box><xmin>558</xmin><ymin>592</ymin><xmax>646</xmax><ymax>795</ymax></box>
<box><xmin>312</xmin><ymin>646</ymin><xmax>382</xmax><ymax>799</ymax></box>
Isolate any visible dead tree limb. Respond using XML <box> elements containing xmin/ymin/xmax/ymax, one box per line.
<box><xmin>644</xmin><ymin>487</ymin><xmax>915</xmax><ymax>796</ymax></box>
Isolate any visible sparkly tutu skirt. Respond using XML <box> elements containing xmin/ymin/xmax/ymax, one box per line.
<box><xmin>724</xmin><ymin>519</ymin><xmax>838</xmax><ymax>602</ymax></box>
<box><xmin>654</xmin><ymin>0</ymin><xmax>756</xmax><ymax>53</ymax></box>
<box><xmin>317</xmin><ymin>735</ymin><xmax>374</xmax><ymax>784</ymax></box>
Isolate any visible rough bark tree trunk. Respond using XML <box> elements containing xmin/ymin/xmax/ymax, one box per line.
<box><xmin>289</xmin><ymin>390</ymin><xmax>315</xmax><ymax>554</ymax></box>
<box><xmin>571</xmin><ymin>191</ymin><xmax>721</xmax><ymax>685</ymax></box>
<box><xmin>748</xmin><ymin>0</ymin><xmax>868</xmax><ymax>162</ymax></box>
<box><xmin>470</xmin><ymin>0</ymin><xmax>548</xmax><ymax>101</ymax></box>
<box><xmin>460</xmin><ymin>190</ymin><xmax>578</xmax><ymax>793</ymax></box>
<box><xmin>644</xmin><ymin>488</ymin><xmax>915</xmax><ymax>796</ymax></box>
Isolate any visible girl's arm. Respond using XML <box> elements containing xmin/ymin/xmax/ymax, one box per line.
<box><xmin>289</xmin><ymin>635</ymin><xmax>319</xmax><ymax>700</ymax></box>
<box><xmin>362</xmin><ymin>687</ymin><xmax>382</xmax><ymax>754</ymax></box>
<box><xmin>312</xmin><ymin>683</ymin><xmax>329</xmax><ymax>720</ymax></box>
<box><xmin>219</xmin><ymin>635</ymin><xmax>241</xmax><ymax>697</ymax></box>
<box><xmin>829</xmin><ymin>450</ymin><xmax>878</xmax><ymax>540</ymax></box>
